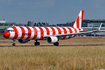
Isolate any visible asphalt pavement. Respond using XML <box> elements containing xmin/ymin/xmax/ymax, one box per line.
<box><xmin>0</xmin><ymin>44</ymin><xmax>104</xmax><ymax>47</ymax></box>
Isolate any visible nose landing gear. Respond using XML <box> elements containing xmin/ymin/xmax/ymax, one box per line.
<box><xmin>12</xmin><ymin>40</ymin><xmax>16</xmax><ymax>46</ymax></box>
<box><xmin>34</xmin><ymin>40</ymin><xmax>40</xmax><ymax>46</ymax></box>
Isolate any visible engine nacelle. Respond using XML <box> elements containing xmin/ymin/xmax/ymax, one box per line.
<box><xmin>18</xmin><ymin>40</ymin><xmax>29</xmax><ymax>43</ymax></box>
<box><xmin>47</xmin><ymin>36</ymin><xmax>58</xmax><ymax>43</ymax></box>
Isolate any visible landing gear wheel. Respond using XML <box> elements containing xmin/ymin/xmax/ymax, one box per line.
<box><xmin>35</xmin><ymin>42</ymin><xmax>37</xmax><ymax>46</ymax></box>
<box><xmin>12</xmin><ymin>43</ymin><xmax>16</xmax><ymax>46</ymax></box>
<box><xmin>12</xmin><ymin>40</ymin><xmax>16</xmax><ymax>46</ymax></box>
<box><xmin>37</xmin><ymin>42</ymin><xmax>40</xmax><ymax>45</ymax></box>
<box><xmin>34</xmin><ymin>42</ymin><xmax>40</xmax><ymax>46</ymax></box>
<box><xmin>54</xmin><ymin>42</ymin><xmax>59</xmax><ymax>46</ymax></box>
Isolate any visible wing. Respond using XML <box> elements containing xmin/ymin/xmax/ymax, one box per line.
<box><xmin>43</xmin><ymin>30</ymin><xmax>94</xmax><ymax>38</ymax></box>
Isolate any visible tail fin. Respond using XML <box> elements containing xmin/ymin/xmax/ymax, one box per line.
<box><xmin>98</xmin><ymin>23</ymin><xmax>102</xmax><ymax>31</ymax></box>
<box><xmin>72</xmin><ymin>10</ymin><xmax>84</xmax><ymax>29</ymax></box>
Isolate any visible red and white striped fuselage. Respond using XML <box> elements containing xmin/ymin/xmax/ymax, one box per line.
<box><xmin>4</xmin><ymin>26</ymin><xmax>81</xmax><ymax>40</ymax></box>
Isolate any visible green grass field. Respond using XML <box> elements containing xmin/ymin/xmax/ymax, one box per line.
<box><xmin>0</xmin><ymin>37</ymin><xmax>105</xmax><ymax>70</ymax></box>
<box><xmin>0</xmin><ymin>36</ymin><xmax>6</xmax><ymax>40</ymax></box>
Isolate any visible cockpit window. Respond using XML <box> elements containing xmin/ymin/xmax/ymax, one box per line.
<box><xmin>5</xmin><ymin>30</ymin><xmax>14</xmax><ymax>32</ymax></box>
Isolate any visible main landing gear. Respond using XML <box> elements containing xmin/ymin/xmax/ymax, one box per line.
<box><xmin>53</xmin><ymin>42</ymin><xmax>59</xmax><ymax>46</ymax></box>
<box><xmin>34</xmin><ymin>40</ymin><xmax>59</xmax><ymax>46</ymax></box>
<box><xmin>12</xmin><ymin>40</ymin><xmax>16</xmax><ymax>46</ymax></box>
<box><xmin>34</xmin><ymin>40</ymin><xmax>40</xmax><ymax>46</ymax></box>
<box><xmin>12</xmin><ymin>40</ymin><xmax>59</xmax><ymax>46</ymax></box>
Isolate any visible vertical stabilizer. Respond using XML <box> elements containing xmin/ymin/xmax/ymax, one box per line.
<box><xmin>72</xmin><ymin>10</ymin><xmax>84</xmax><ymax>29</ymax></box>
<box><xmin>98</xmin><ymin>23</ymin><xmax>102</xmax><ymax>31</ymax></box>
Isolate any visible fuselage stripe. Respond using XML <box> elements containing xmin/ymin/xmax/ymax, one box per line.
<box><xmin>62</xmin><ymin>27</ymin><xmax>67</xmax><ymax>39</ymax></box>
<box><xmin>62</xmin><ymin>27</ymin><xmax>67</xmax><ymax>34</ymax></box>
<box><xmin>19</xmin><ymin>26</ymin><xmax>25</xmax><ymax>40</ymax></box>
<box><xmin>44</xmin><ymin>27</ymin><xmax>50</xmax><ymax>35</ymax></box>
<box><xmin>56</xmin><ymin>27</ymin><xmax>61</xmax><ymax>34</ymax></box>
<box><xmin>62</xmin><ymin>36</ymin><xmax>67</xmax><ymax>39</ymax></box>
<box><xmin>67</xmin><ymin>27</ymin><xmax>72</xmax><ymax>33</ymax></box>
<box><xmin>32</xmin><ymin>27</ymin><xmax>37</xmax><ymax>39</ymax></box>
<box><xmin>12</xmin><ymin>27</ymin><xmax>18</xmax><ymax>40</ymax></box>
<box><xmin>72</xmin><ymin>27</ymin><xmax>77</xmax><ymax>33</ymax></box>
<box><xmin>25</xmin><ymin>27</ymin><xmax>32</xmax><ymax>40</ymax></box>
<box><xmin>50</xmin><ymin>27</ymin><xmax>55</xmax><ymax>35</ymax></box>
<box><xmin>38</xmin><ymin>27</ymin><xmax>44</xmax><ymax>40</ymax></box>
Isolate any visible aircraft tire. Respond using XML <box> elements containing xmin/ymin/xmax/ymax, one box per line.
<box><xmin>37</xmin><ymin>42</ymin><xmax>40</xmax><ymax>45</ymax></box>
<box><xmin>12</xmin><ymin>43</ymin><xmax>16</xmax><ymax>46</ymax></box>
<box><xmin>35</xmin><ymin>42</ymin><xmax>40</xmax><ymax>46</ymax></box>
<box><xmin>35</xmin><ymin>42</ymin><xmax>37</xmax><ymax>46</ymax></box>
<box><xmin>54</xmin><ymin>42</ymin><xmax>59</xmax><ymax>46</ymax></box>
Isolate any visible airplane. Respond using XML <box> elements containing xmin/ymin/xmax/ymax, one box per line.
<box><xmin>3</xmin><ymin>10</ymin><xmax>87</xmax><ymax>46</ymax></box>
<box><xmin>91</xmin><ymin>23</ymin><xmax>105</xmax><ymax>36</ymax></box>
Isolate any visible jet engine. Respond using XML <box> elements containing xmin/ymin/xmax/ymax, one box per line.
<box><xmin>47</xmin><ymin>36</ymin><xmax>58</xmax><ymax>43</ymax></box>
<box><xmin>18</xmin><ymin>40</ymin><xmax>29</xmax><ymax>43</ymax></box>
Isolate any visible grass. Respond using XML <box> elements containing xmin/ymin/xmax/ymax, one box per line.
<box><xmin>0</xmin><ymin>37</ymin><xmax>105</xmax><ymax>70</ymax></box>
<box><xmin>0</xmin><ymin>47</ymin><xmax>105</xmax><ymax>70</ymax></box>
<box><xmin>0</xmin><ymin>36</ymin><xmax>6</xmax><ymax>40</ymax></box>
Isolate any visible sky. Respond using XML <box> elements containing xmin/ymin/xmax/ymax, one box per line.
<box><xmin>0</xmin><ymin>0</ymin><xmax>105</xmax><ymax>24</ymax></box>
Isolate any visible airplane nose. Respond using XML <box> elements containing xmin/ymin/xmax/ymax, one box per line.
<box><xmin>3</xmin><ymin>32</ymin><xmax>10</xmax><ymax>39</ymax></box>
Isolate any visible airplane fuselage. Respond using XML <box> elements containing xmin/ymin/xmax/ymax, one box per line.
<box><xmin>4</xmin><ymin>26</ymin><xmax>81</xmax><ymax>40</ymax></box>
